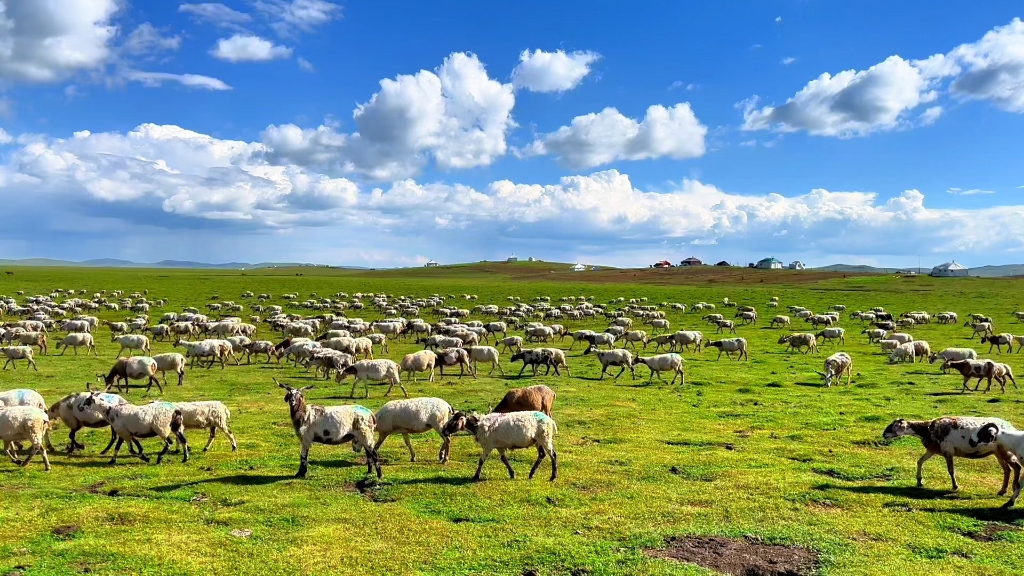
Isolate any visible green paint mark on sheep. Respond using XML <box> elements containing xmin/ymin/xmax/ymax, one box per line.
<box><xmin>157</xmin><ymin>402</ymin><xmax>177</xmax><ymax>410</ymax></box>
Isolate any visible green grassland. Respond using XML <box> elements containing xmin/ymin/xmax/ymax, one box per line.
<box><xmin>2</xmin><ymin>264</ymin><xmax>1024</xmax><ymax>575</ymax></box>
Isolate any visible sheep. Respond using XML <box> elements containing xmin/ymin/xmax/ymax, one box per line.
<box><xmin>806</xmin><ymin>315</ymin><xmax>835</xmax><ymax>328</ymax></box>
<box><xmin>817</xmin><ymin>352</ymin><xmax>852</xmax><ymax>387</ymax></box>
<box><xmin>968</xmin><ymin>322</ymin><xmax>994</xmax><ymax>339</ymax></box>
<box><xmin>56</xmin><ymin>332</ymin><xmax>97</xmax><ymax>356</ymax></box>
<box><xmin>145</xmin><ymin>324</ymin><xmax>171</xmax><ymax>341</ymax></box>
<box><xmin>778</xmin><ymin>333</ymin><xmax>818</xmax><ymax>354</ymax></box>
<box><xmin>735</xmin><ymin>311</ymin><xmax>757</xmax><ymax>325</ymax></box>
<box><xmin>714</xmin><ymin>319</ymin><xmax>737</xmax><ymax>334</ymax></box>
<box><xmin>152</xmin><ymin>353</ymin><xmax>186</xmax><ymax>387</ymax></box>
<box><xmin>496</xmin><ymin>336</ymin><xmax>524</xmax><ymax>353</ymax></box>
<box><xmin>465</xmin><ymin>346</ymin><xmax>504</xmax><ymax>376</ymax></box>
<box><xmin>583</xmin><ymin>347</ymin><xmax>635</xmax><ymax>380</ymax></box>
<box><xmin>941</xmin><ymin>359</ymin><xmax>997</xmax><ymax>392</ymax></box>
<box><xmin>420</xmin><ymin>335</ymin><xmax>463</xmax><ymax>350</ymax></box>
<box><xmin>441</xmin><ymin>411</ymin><xmax>558</xmax><ymax>481</ymax></box>
<box><xmin>706</xmin><ymin>338</ymin><xmax>748</xmax><ymax>361</ymax></box>
<box><xmin>510</xmin><ymin>348</ymin><xmax>570</xmax><ymax>377</ymax></box>
<box><xmin>99</xmin><ymin>356</ymin><xmax>162</xmax><ymax>394</ymax></box>
<box><xmin>879</xmin><ymin>339</ymin><xmax>901</xmax><ymax>352</ymax></box>
<box><xmin>111</xmin><ymin>334</ymin><xmax>150</xmax><ymax>357</ymax></box>
<box><xmin>982</xmin><ymin>363</ymin><xmax>1019</xmax><ymax>394</ymax></box>
<box><xmin>0</xmin><ymin>407</ymin><xmax>52</xmax><ymax>471</ymax></box>
<box><xmin>1</xmin><ymin>346</ymin><xmax>38</xmax><ymax>371</ymax></box>
<box><xmin>635</xmin><ymin>353</ymin><xmax>685</xmax><ymax>385</ymax></box>
<box><xmin>242</xmin><ymin>340</ymin><xmax>278</xmax><ymax>364</ymax></box>
<box><xmin>815</xmin><ymin>328</ymin><xmax>846</xmax><ymax>345</ymax></box>
<box><xmin>620</xmin><ymin>330</ymin><xmax>649</xmax><ymax>349</ymax></box>
<box><xmin>670</xmin><ymin>331</ymin><xmax>704</xmax><ymax>352</ymax></box>
<box><xmin>982</xmin><ymin>333</ymin><xmax>1015</xmax><ymax>354</ymax></box>
<box><xmin>166</xmin><ymin>400</ymin><xmax>236</xmax><ymax>452</ymax></box>
<box><xmin>929</xmin><ymin>348</ymin><xmax>977</xmax><ymax>370</ymax></box>
<box><xmin>399</xmin><ymin>350</ymin><xmax>437</xmax><ymax>382</ymax></box>
<box><xmin>81</xmin><ymin>393</ymin><xmax>189</xmax><ymax>465</ymax></box>
<box><xmin>583</xmin><ymin>332</ymin><xmax>616</xmax><ymax>349</ymax></box>
<box><xmin>47</xmin><ymin>390</ymin><xmax>128</xmax><ymax>455</ymax></box>
<box><xmin>883</xmin><ymin>417</ymin><xmax>1019</xmax><ymax>494</ymax></box>
<box><xmin>434</xmin><ymin>347</ymin><xmax>474</xmax><ymax>378</ymax></box>
<box><xmin>305</xmin><ymin>349</ymin><xmax>355</xmax><ymax>380</ymax></box>
<box><xmin>967</xmin><ymin>423</ymin><xmax>1024</xmax><ymax>506</ymax></box>
<box><xmin>372</xmin><ymin>397</ymin><xmax>454</xmax><ymax>463</ymax></box>
<box><xmin>770</xmin><ymin>315</ymin><xmax>791</xmax><ymax>329</ymax></box>
<box><xmin>491</xmin><ymin>385</ymin><xmax>556</xmax><ymax>417</ymax></box>
<box><xmin>937</xmin><ymin>312</ymin><xmax>958</xmax><ymax>324</ymax></box>
<box><xmin>16</xmin><ymin>332</ymin><xmax>47</xmax><ymax>355</ymax></box>
<box><xmin>173</xmin><ymin>339</ymin><xmax>231</xmax><ymax>369</ymax></box>
<box><xmin>336</xmin><ymin>359</ymin><xmax>406</xmax><ymax>398</ymax></box>
<box><xmin>366</xmin><ymin>333</ymin><xmax>389</xmax><ymax>354</ymax></box>
<box><xmin>702</xmin><ymin>313</ymin><xmax>724</xmax><ymax>325</ymax></box>
<box><xmin>61</xmin><ymin>319</ymin><xmax>92</xmax><ymax>334</ymax></box>
<box><xmin>889</xmin><ymin>332</ymin><xmax>914</xmax><ymax>345</ymax></box>
<box><xmin>646</xmin><ymin>334</ymin><xmax>675</xmax><ymax>352</ymax></box>
<box><xmin>526</xmin><ymin>326</ymin><xmax>555</xmax><ymax>343</ymax></box>
<box><xmin>0</xmin><ymin>388</ymin><xmax>46</xmax><ymax>410</ymax></box>
<box><xmin>889</xmin><ymin>342</ymin><xmax>916</xmax><ymax>363</ymax></box>
<box><xmin>861</xmin><ymin>328</ymin><xmax>887</xmax><ymax>343</ymax></box>
<box><xmin>907</xmin><ymin>340</ymin><xmax>931</xmax><ymax>363</ymax></box>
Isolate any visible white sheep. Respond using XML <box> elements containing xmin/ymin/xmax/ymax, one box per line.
<box><xmin>152</xmin><ymin>353</ymin><xmax>186</xmax><ymax>387</ymax></box>
<box><xmin>0</xmin><ymin>407</ymin><xmax>52</xmax><ymax>471</ymax></box>
<box><xmin>861</xmin><ymin>328</ymin><xmax>887</xmax><ymax>343</ymax></box>
<box><xmin>442</xmin><ymin>410</ymin><xmax>558</xmax><ymax>481</ymax></box>
<box><xmin>337</xmin><ymin>359</ymin><xmax>405</xmax><ymax>398</ymax></box>
<box><xmin>173</xmin><ymin>339</ymin><xmax>232</xmax><ymax>369</ymax></box>
<box><xmin>373</xmin><ymin>397</ymin><xmax>454</xmax><ymax>462</ymax></box>
<box><xmin>671</xmin><ymin>331</ymin><xmax>703</xmax><ymax>352</ymax></box>
<box><xmin>778</xmin><ymin>333</ymin><xmax>818</xmax><ymax>354</ymax></box>
<box><xmin>496</xmin><ymin>336</ymin><xmax>524</xmax><ymax>353</ymax></box>
<box><xmin>890</xmin><ymin>332</ymin><xmax>914</xmax><ymax>345</ymax></box>
<box><xmin>0</xmin><ymin>388</ymin><xmax>46</xmax><ymax>410</ymax></box>
<box><xmin>1</xmin><ymin>346</ymin><xmax>39</xmax><ymax>371</ymax></box>
<box><xmin>910</xmin><ymin>340</ymin><xmax>931</xmax><ymax>363</ymax></box>
<box><xmin>770</xmin><ymin>315</ymin><xmax>791</xmax><ymax>328</ymax></box>
<box><xmin>399</xmin><ymin>350</ymin><xmax>437</xmax><ymax>382</ymax></box>
<box><xmin>165</xmin><ymin>400</ymin><xmax>236</xmax><ymax>452</ymax></box>
<box><xmin>890</xmin><ymin>342</ymin><xmax>916</xmax><ymax>363</ymax></box>
<box><xmin>879</xmin><ymin>339</ymin><xmax>901</xmax><ymax>352</ymax></box>
<box><xmin>706</xmin><ymin>338</ymin><xmax>748</xmax><ymax>361</ymax></box>
<box><xmin>583</xmin><ymin>347</ymin><xmax>635</xmax><ymax>380</ymax></box>
<box><xmin>815</xmin><ymin>327</ymin><xmax>846</xmax><ymax>345</ymax></box>
<box><xmin>465</xmin><ymin>346</ymin><xmax>504</xmax><ymax>376</ymax></box>
<box><xmin>47</xmin><ymin>390</ymin><xmax>127</xmax><ymax>454</ymax></box>
<box><xmin>81</xmin><ymin>393</ymin><xmax>189</xmax><ymax>464</ymax></box>
<box><xmin>818</xmin><ymin>352</ymin><xmax>852</xmax><ymax>387</ymax></box>
<box><xmin>635</xmin><ymin>353</ymin><xmax>685</xmax><ymax>384</ymax></box>
<box><xmin>56</xmin><ymin>333</ymin><xmax>97</xmax><ymax>356</ymax></box>
<box><xmin>929</xmin><ymin>347</ymin><xmax>978</xmax><ymax>371</ymax></box>
<box><xmin>111</xmin><ymin>334</ymin><xmax>150</xmax><ymax>357</ymax></box>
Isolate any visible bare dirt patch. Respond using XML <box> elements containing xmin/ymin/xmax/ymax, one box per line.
<box><xmin>646</xmin><ymin>536</ymin><xmax>819</xmax><ymax>576</ymax></box>
<box><xmin>51</xmin><ymin>525</ymin><xmax>82</xmax><ymax>540</ymax></box>
<box><xmin>962</xmin><ymin>523</ymin><xmax>1021</xmax><ymax>542</ymax></box>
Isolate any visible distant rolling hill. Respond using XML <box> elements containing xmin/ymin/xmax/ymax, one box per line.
<box><xmin>0</xmin><ymin>258</ymin><xmax>321</xmax><ymax>269</ymax></box>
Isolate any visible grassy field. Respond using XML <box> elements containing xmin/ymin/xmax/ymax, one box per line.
<box><xmin>2</xmin><ymin>263</ymin><xmax>1024</xmax><ymax>575</ymax></box>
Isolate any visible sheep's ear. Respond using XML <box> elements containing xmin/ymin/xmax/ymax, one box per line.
<box><xmin>273</xmin><ymin>377</ymin><xmax>288</xmax><ymax>389</ymax></box>
<box><xmin>301</xmin><ymin>385</ymin><xmax>315</xmax><ymax>391</ymax></box>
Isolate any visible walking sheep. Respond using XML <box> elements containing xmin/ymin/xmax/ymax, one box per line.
<box><xmin>0</xmin><ymin>407</ymin><xmax>52</xmax><ymax>471</ymax></box>
<box><xmin>81</xmin><ymin>393</ymin><xmax>189</xmax><ymax>465</ymax></box>
<box><xmin>442</xmin><ymin>411</ymin><xmax>558</xmax><ymax>481</ymax></box>
<box><xmin>491</xmin><ymin>385</ymin><xmax>556</xmax><ymax>417</ymax></box>
<box><xmin>372</xmin><ymin>397</ymin><xmax>454</xmax><ymax>463</ymax></box>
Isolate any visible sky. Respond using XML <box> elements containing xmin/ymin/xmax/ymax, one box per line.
<box><xmin>0</xmin><ymin>1</ymin><xmax>1023</xmax><ymax>268</ymax></box>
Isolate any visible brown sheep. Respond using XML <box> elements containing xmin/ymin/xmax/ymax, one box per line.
<box><xmin>491</xmin><ymin>385</ymin><xmax>556</xmax><ymax>417</ymax></box>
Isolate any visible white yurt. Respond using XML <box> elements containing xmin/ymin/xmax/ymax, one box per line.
<box><xmin>930</xmin><ymin>261</ymin><xmax>968</xmax><ymax>277</ymax></box>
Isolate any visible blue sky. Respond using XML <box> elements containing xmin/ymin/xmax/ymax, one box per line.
<box><xmin>1</xmin><ymin>1</ymin><xmax>1023</xmax><ymax>268</ymax></box>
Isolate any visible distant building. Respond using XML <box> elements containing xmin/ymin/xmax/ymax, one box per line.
<box><xmin>528</xmin><ymin>256</ymin><xmax>537</xmax><ymax>262</ymax></box>
<box><xmin>716</xmin><ymin>260</ymin><xmax>731</xmax><ymax>267</ymax></box>
<box><xmin>570</xmin><ymin>263</ymin><xmax>586</xmax><ymax>272</ymax></box>
<box><xmin>789</xmin><ymin>260</ymin><xmax>805</xmax><ymax>270</ymax></box>
<box><xmin>424</xmin><ymin>260</ymin><xmax>439</xmax><ymax>267</ymax></box>
<box><xmin>756</xmin><ymin>257</ymin><xmax>784</xmax><ymax>270</ymax></box>
<box><xmin>507</xmin><ymin>254</ymin><xmax>518</xmax><ymax>263</ymax></box>
<box><xmin>680</xmin><ymin>257</ymin><xmax>703</xmax><ymax>267</ymax></box>
<box><xmin>931</xmin><ymin>261</ymin><xmax>968</xmax><ymax>277</ymax></box>
<box><xmin>653</xmin><ymin>260</ymin><xmax>672</xmax><ymax>268</ymax></box>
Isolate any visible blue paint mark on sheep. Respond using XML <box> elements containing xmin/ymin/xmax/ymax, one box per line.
<box><xmin>15</xmin><ymin>389</ymin><xmax>28</xmax><ymax>402</ymax></box>
<box><xmin>533</xmin><ymin>412</ymin><xmax>551</xmax><ymax>422</ymax></box>
<box><xmin>157</xmin><ymin>402</ymin><xmax>176</xmax><ymax>410</ymax></box>
<box><xmin>353</xmin><ymin>405</ymin><xmax>372</xmax><ymax>416</ymax></box>
<box><xmin>100</xmin><ymin>394</ymin><xmax>121</xmax><ymax>404</ymax></box>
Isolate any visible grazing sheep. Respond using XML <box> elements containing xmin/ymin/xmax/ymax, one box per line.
<box><xmin>889</xmin><ymin>342</ymin><xmax>916</xmax><ymax>363</ymax></box>
<box><xmin>706</xmin><ymin>338</ymin><xmax>748</xmax><ymax>361</ymax></box>
<box><xmin>1</xmin><ymin>346</ymin><xmax>38</xmax><ymax>371</ymax></box>
<box><xmin>883</xmin><ymin>417</ymin><xmax>1019</xmax><ymax>493</ymax></box>
<box><xmin>337</xmin><ymin>359</ymin><xmax>406</xmax><ymax>398</ymax></box>
<box><xmin>967</xmin><ymin>424</ymin><xmax>1024</xmax><ymax>506</ymax></box>
<box><xmin>111</xmin><ymin>334</ymin><xmax>150</xmax><ymax>357</ymax></box>
<box><xmin>982</xmin><ymin>333</ymin><xmax>1015</xmax><ymax>354</ymax></box>
<box><xmin>778</xmin><ymin>333</ymin><xmax>818</xmax><ymax>354</ymax></box>
<box><xmin>583</xmin><ymin>347</ymin><xmax>635</xmax><ymax>380</ymax></box>
<box><xmin>770</xmin><ymin>315</ymin><xmax>791</xmax><ymax>329</ymax></box>
<box><xmin>81</xmin><ymin>393</ymin><xmax>189</xmax><ymax>465</ymax></box>
<box><xmin>0</xmin><ymin>407</ymin><xmax>52</xmax><ymax>471</ymax></box>
<box><xmin>818</xmin><ymin>352</ymin><xmax>852</xmax><ymax>387</ymax></box>
<box><xmin>465</xmin><ymin>346</ymin><xmax>504</xmax><ymax>376</ymax></box>
<box><xmin>399</xmin><ymin>350</ymin><xmax>437</xmax><ymax>382</ymax></box>
<box><xmin>635</xmin><ymin>353</ymin><xmax>685</xmax><ymax>385</ymax></box>
<box><xmin>152</xmin><ymin>353</ymin><xmax>186</xmax><ymax>387</ymax></box>
<box><xmin>166</xmin><ymin>400</ymin><xmax>236</xmax><ymax>452</ymax></box>
<box><xmin>373</xmin><ymin>397</ymin><xmax>454</xmax><ymax>462</ymax></box>
<box><xmin>99</xmin><ymin>356</ymin><xmax>162</xmax><ymax>394</ymax></box>
<box><xmin>910</xmin><ymin>341</ymin><xmax>931</xmax><ymax>363</ymax></box>
<box><xmin>275</xmin><ymin>379</ymin><xmax>381</xmax><ymax>479</ymax></box>
<box><xmin>47</xmin><ymin>390</ymin><xmax>127</xmax><ymax>455</ymax></box>
<box><xmin>491</xmin><ymin>385</ymin><xmax>556</xmax><ymax>417</ymax></box>
<box><xmin>442</xmin><ymin>411</ymin><xmax>558</xmax><ymax>481</ymax></box>
<box><xmin>56</xmin><ymin>333</ymin><xmax>97</xmax><ymax>356</ymax></box>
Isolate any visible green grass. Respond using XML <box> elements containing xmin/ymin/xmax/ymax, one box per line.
<box><xmin>2</xmin><ymin>265</ymin><xmax>1024</xmax><ymax>575</ymax></box>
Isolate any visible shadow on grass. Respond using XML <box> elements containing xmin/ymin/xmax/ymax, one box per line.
<box><xmin>793</xmin><ymin>382</ymin><xmax>821</xmax><ymax>388</ymax></box>
<box><xmin>815</xmin><ymin>483</ymin><xmax>950</xmax><ymax>498</ymax></box>
<box><xmin>150</xmin><ymin>473</ymin><xmax>296</xmax><ymax>492</ymax></box>
<box><xmin>920</xmin><ymin>505</ymin><xmax>1024</xmax><ymax>523</ymax></box>
<box><xmin>394</xmin><ymin>475</ymin><xmax>477</xmax><ymax>487</ymax></box>
<box><xmin>925</xmin><ymin>392</ymin><xmax>965</xmax><ymax>397</ymax></box>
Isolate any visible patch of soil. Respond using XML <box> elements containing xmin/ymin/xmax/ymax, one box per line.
<box><xmin>646</xmin><ymin>536</ymin><xmax>819</xmax><ymax>576</ymax></box>
<box><xmin>962</xmin><ymin>523</ymin><xmax>1021</xmax><ymax>542</ymax></box>
<box><xmin>84</xmin><ymin>481</ymin><xmax>121</xmax><ymax>497</ymax></box>
<box><xmin>346</xmin><ymin>478</ymin><xmax>395</xmax><ymax>503</ymax></box>
<box><xmin>51</xmin><ymin>525</ymin><xmax>81</xmax><ymax>540</ymax></box>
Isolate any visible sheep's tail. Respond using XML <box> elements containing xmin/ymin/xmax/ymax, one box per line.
<box><xmin>170</xmin><ymin>409</ymin><xmax>184</xmax><ymax>433</ymax></box>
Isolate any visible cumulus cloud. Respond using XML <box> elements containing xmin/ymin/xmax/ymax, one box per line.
<box><xmin>260</xmin><ymin>52</ymin><xmax>515</xmax><ymax>179</ymax></box>
<box><xmin>211</xmin><ymin>34</ymin><xmax>293</xmax><ymax>62</ymax></box>
<box><xmin>123</xmin><ymin>71</ymin><xmax>232</xmax><ymax>91</ymax></box>
<box><xmin>0</xmin><ymin>0</ymin><xmax>121</xmax><ymax>83</ymax></box>
<box><xmin>122</xmin><ymin>23</ymin><xmax>182</xmax><ymax>55</ymax></box>
<box><xmin>511</xmin><ymin>49</ymin><xmax>600</xmax><ymax>93</ymax></box>
<box><xmin>522</xmin><ymin>104</ymin><xmax>707</xmax><ymax>168</ymax></box>
<box><xmin>179</xmin><ymin>3</ymin><xmax>253</xmax><ymax>27</ymax></box>
<box><xmin>948</xmin><ymin>18</ymin><xmax>1024</xmax><ymax>112</ymax></box>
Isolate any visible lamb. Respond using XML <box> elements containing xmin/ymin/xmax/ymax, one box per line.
<box><xmin>441</xmin><ymin>411</ymin><xmax>558</xmax><ymax>481</ymax></box>
<box><xmin>336</xmin><ymin>359</ymin><xmax>406</xmax><ymax>398</ymax></box>
<box><xmin>583</xmin><ymin>347</ymin><xmax>635</xmax><ymax>380</ymax></box>
<box><xmin>111</xmin><ymin>334</ymin><xmax>150</xmax><ymax>357</ymax></box>
<box><xmin>861</xmin><ymin>328</ymin><xmax>887</xmax><ymax>343</ymax></box>
<box><xmin>152</xmin><ymin>353</ymin><xmax>186</xmax><ymax>387</ymax></box>
<box><xmin>47</xmin><ymin>390</ymin><xmax>128</xmax><ymax>455</ymax></box>
<box><xmin>967</xmin><ymin>423</ymin><xmax>1024</xmax><ymax>506</ymax></box>
<box><xmin>706</xmin><ymin>338</ymin><xmax>748</xmax><ymax>361</ymax></box>
<box><xmin>275</xmin><ymin>379</ymin><xmax>381</xmax><ymax>479</ymax></box>
<box><xmin>883</xmin><ymin>417</ymin><xmax>1019</xmax><ymax>494</ymax></box>
<box><xmin>1</xmin><ymin>346</ymin><xmax>39</xmax><ymax>371</ymax></box>
<box><xmin>491</xmin><ymin>385</ymin><xmax>556</xmax><ymax>417</ymax></box>
<box><xmin>769</xmin><ymin>315</ymin><xmax>791</xmax><ymax>328</ymax></box>
<box><xmin>778</xmin><ymin>333</ymin><xmax>818</xmax><ymax>354</ymax></box>
<box><xmin>815</xmin><ymin>328</ymin><xmax>846</xmax><ymax>345</ymax></box>
<box><xmin>0</xmin><ymin>407</ymin><xmax>52</xmax><ymax>471</ymax></box>
<box><xmin>53</xmin><ymin>332</ymin><xmax>97</xmax><ymax>356</ymax></box>
<box><xmin>817</xmin><ymin>352</ymin><xmax>852</xmax><ymax>387</ymax></box>
<box><xmin>465</xmin><ymin>346</ymin><xmax>504</xmax><ymax>376</ymax></box>
<box><xmin>399</xmin><ymin>350</ymin><xmax>437</xmax><ymax>382</ymax></box>
<box><xmin>98</xmin><ymin>356</ymin><xmax>162</xmax><ymax>394</ymax></box>
<box><xmin>81</xmin><ymin>392</ymin><xmax>189</xmax><ymax>465</ymax></box>
<box><xmin>372</xmin><ymin>397</ymin><xmax>454</xmax><ymax>463</ymax></box>
<box><xmin>889</xmin><ymin>342</ymin><xmax>916</xmax><ymax>363</ymax></box>
<box><xmin>671</xmin><ymin>331</ymin><xmax>704</xmax><ymax>352</ymax></box>
<box><xmin>635</xmin><ymin>353</ymin><xmax>685</xmax><ymax>385</ymax></box>
<box><xmin>165</xmin><ymin>400</ymin><xmax>237</xmax><ymax>452</ymax></box>
<box><xmin>982</xmin><ymin>333</ymin><xmax>1015</xmax><ymax>354</ymax></box>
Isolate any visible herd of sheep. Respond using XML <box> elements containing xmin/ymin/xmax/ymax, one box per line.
<box><xmin>2</xmin><ymin>288</ymin><xmax>1024</xmax><ymax>506</ymax></box>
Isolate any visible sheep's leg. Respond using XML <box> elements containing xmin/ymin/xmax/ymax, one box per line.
<box><xmin>98</xmin><ymin>429</ymin><xmax>119</xmax><ymax>455</ymax></box>
<box><xmin>397</xmin><ymin>380</ymin><xmax>408</xmax><ymax>398</ymax></box>
<box><xmin>529</xmin><ymin>446</ymin><xmax>546</xmax><ymax>479</ymax></box>
<box><xmin>203</xmin><ymin>428</ymin><xmax>218</xmax><ymax>451</ymax></box>
<box><xmin>350</xmin><ymin>379</ymin><xmax>358</xmax><ymax>398</ymax></box>
<box><xmin>997</xmin><ymin>451</ymin><xmax>1014</xmax><ymax>496</ymax></box>
<box><xmin>473</xmin><ymin>448</ymin><xmax>492</xmax><ymax>481</ymax></box>
<box><xmin>363</xmin><ymin>379</ymin><xmax>370</xmax><ymax>398</ymax></box>
<box><xmin>19</xmin><ymin>443</ymin><xmax>38</xmax><ymax>467</ymax></box>
<box><xmin>297</xmin><ymin>443</ymin><xmax>310</xmax><ymax>478</ymax></box>
<box><xmin>109</xmin><ymin>438</ymin><xmax>125</xmax><ymax>464</ymax></box>
<box><xmin>498</xmin><ymin>448</ymin><xmax>515</xmax><ymax>479</ymax></box>
<box><xmin>438</xmin><ymin>433</ymin><xmax>451</xmax><ymax>463</ymax></box>
<box><xmin>43</xmin><ymin>429</ymin><xmax>56</xmax><ymax>453</ymax></box>
<box><xmin>402</xmin><ymin>434</ymin><xmax>417</xmax><ymax>462</ymax></box>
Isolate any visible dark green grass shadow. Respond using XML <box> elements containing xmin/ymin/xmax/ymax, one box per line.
<box><xmin>815</xmin><ymin>483</ymin><xmax>951</xmax><ymax>499</ymax></box>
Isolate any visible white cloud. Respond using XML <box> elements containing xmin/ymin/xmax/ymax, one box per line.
<box><xmin>947</xmin><ymin>187</ymin><xmax>995</xmax><ymax>195</ymax></box>
<box><xmin>775</xmin><ymin>16</ymin><xmax>782</xmax><ymax>23</ymax></box>
<box><xmin>522</xmin><ymin>103</ymin><xmax>707</xmax><ymax>168</ymax></box>
<box><xmin>122</xmin><ymin>23</ymin><xmax>182</xmax><ymax>55</ymax></box>
<box><xmin>260</xmin><ymin>52</ymin><xmax>515</xmax><ymax>179</ymax></box>
<box><xmin>0</xmin><ymin>128</ymin><xmax>12</xmax><ymax>144</ymax></box>
<box><xmin>919</xmin><ymin>105</ymin><xmax>943</xmax><ymax>125</ymax></box>
<box><xmin>781</xmin><ymin>57</ymin><xmax>796</xmax><ymax>66</ymax></box>
<box><xmin>0</xmin><ymin>0</ymin><xmax>121</xmax><ymax>83</ymax></box>
<box><xmin>739</xmin><ymin>140</ymin><xmax>757</xmax><ymax>147</ymax></box>
<box><xmin>123</xmin><ymin>71</ymin><xmax>232</xmax><ymax>91</ymax></box>
<box><xmin>948</xmin><ymin>18</ymin><xmax>1024</xmax><ymax>112</ymax></box>
<box><xmin>179</xmin><ymin>3</ymin><xmax>253</xmax><ymax>26</ymax></box>
<box><xmin>254</xmin><ymin>0</ymin><xmax>342</xmax><ymax>36</ymax></box>
<box><xmin>511</xmin><ymin>49</ymin><xmax>600</xmax><ymax>93</ymax></box>
<box><xmin>211</xmin><ymin>34</ymin><xmax>293</xmax><ymax>62</ymax></box>
<box><xmin>297</xmin><ymin>56</ymin><xmax>314</xmax><ymax>72</ymax></box>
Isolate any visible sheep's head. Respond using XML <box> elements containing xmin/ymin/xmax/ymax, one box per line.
<box><xmin>968</xmin><ymin>423</ymin><xmax>1001</xmax><ymax>448</ymax></box>
<box><xmin>882</xmin><ymin>419</ymin><xmax>911</xmax><ymax>439</ymax></box>
<box><xmin>441</xmin><ymin>411</ymin><xmax>480</xmax><ymax>437</ymax></box>
<box><xmin>276</xmin><ymin>378</ymin><xmax>313</xmax><ymax>404</ymax></box>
